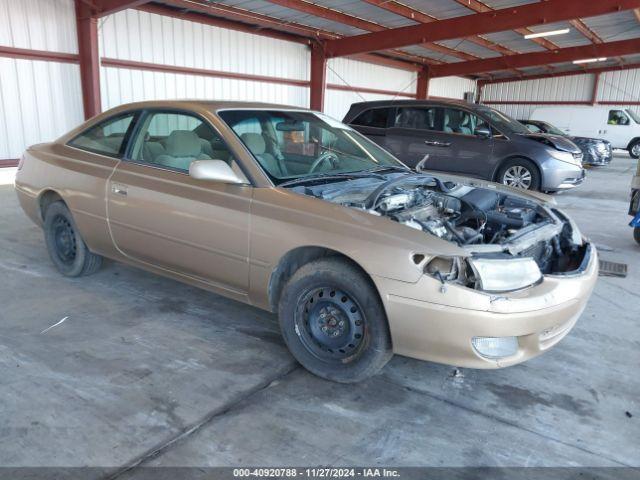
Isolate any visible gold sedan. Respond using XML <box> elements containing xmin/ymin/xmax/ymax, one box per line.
<box><xmin>15</xmin><ymin>101</ymin><xmax>598</xmax><ymax>382</ymax></box>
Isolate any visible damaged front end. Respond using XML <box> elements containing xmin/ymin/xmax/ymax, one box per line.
<box><xmin>290</xmin><ymin>172</ymin><xmax>591</xmax><ymax>293</ymax></box>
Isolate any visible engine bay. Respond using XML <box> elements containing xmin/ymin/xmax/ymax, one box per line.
<box><xmin>290</xmin><ymin>173</ymin><xmax>589</xmax><ymax>276</ymax></box>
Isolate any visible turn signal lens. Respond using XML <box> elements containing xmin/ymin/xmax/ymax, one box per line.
<box><xmin>472</xmin><ymin>336</ymin><xmax>518</xmax><ymax>359</ymax></box>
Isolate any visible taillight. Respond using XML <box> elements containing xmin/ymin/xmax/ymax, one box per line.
<box><xmin>17</xmin><ymin>155</ymin><xmax>25</xmax><ymax>170</ymax></box>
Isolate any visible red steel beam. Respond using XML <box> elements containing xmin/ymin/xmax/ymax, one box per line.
<box><xmin>591</xmin><ymin>73</ymin><xmax>601</xmax><ymax>105</ymax></box>
<box><xmin>477</xmin><ymin>61</ymin><xmax>640</xmax><ymax>85</ymax></box>
<box><xmin>264</xmin><ymin>0</ymin><xmax>478</xmax><ymax>61</ymax></box>
<box><xmin>93</xmin><ymin>0</ymin><xmax>149</xmax><ymax>17</ymax></box>
<box><xmin>75</xmin><ymin>0</ymin><xmax>101</xmax><ymax>119</ymax></box>
<box><xmin>0</xmin><ymin>45</ymin><xmax>79</xmax><ymax>63</ymax></box>
<box><xmin>416</xmin><ymin>66</ymin><xmax>430</xmax><ymax>99</ymax></box>
<box><xmin>325</xmin><ymin>0</ymin><xmax>640</xmax><ymax>58</ymax></box>
<box><xmin>362</xmin><ymin>0</ymin><xmax>517</xmax><ymax>56</ymax></box>
<box><xmin>431</xmin><ymin>38</ymin><xmax>640</xmax><ymax>77</ymax></box>
<box><xmin>327</xmin><ymin>83</ymin><xmax>415</xmax><ymax>98</ymax></box>
<box><xmin>101</xmin><ymin>57</ymin><xmax>311</xmax><ymax>87</ymax></box>
<box><xmin>310</xmin><ymin>42</ymin><xmax>327</xmax><ymax>111</ymax></box>
<box><xmin>452</xmin><ymin>0</ymin><xmax>559</xmax><ymax>51</ymax></box>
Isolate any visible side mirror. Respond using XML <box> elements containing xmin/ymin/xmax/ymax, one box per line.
<box><xmin>189</xmin><ymin>160</ymin><xmax>246</xmax><ymax>184</ymax></box>
<box><xmin>475</xmin><ymin>126</ymin><xmax>491</xmax><ymax>138</ymax></box>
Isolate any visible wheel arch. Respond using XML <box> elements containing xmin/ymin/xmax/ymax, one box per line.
<box><xmin>267</xmin><ymin>245</ymin><xmax>384</xmax><ymax>314</ymax></box>
<box><xmin>492</xmin><ymin>155</ymin><xmax>542</xmax><ymax>184</ymax></box>
<box><xmin>37</xmin><ymin>189</ymin><xmax>66</xmax><ymax>221</ymax></box>
<box><xmin>626</xmin><ymin>137</ymin><xmax>640</xmax><ymax>150</ymax></box>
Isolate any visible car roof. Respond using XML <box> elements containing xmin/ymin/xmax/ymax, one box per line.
<box><xmin>348</xmin><ymin>98</ymin><xmax>476</xmax><ymax>109</ymax></box>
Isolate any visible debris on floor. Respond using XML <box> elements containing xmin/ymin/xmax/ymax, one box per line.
<box><xmin>598</xmin><ymin>259</ymin><xmax>628</xmax><ymax>277</ymax></box>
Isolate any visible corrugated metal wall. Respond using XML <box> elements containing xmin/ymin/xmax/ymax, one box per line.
<box><xmin>480</xmin><ymin>74</ymin><xmax>595</xmax><ymax>119</ymax></box>
<box><xmin>324</xmin><ymin>57</ymin><xmax>417</xmax><ymax>120</ymax></box>
<box><xmin>599</xmin><ymin>68</ymin><xmax>640</xmax><ymax>117</ymax></box>
<box><xmin>429</xmin><ymin>76</ymin><xmax>476</xmax><ymax>100</ymax></box>
<box><xmin>99</xmin><ymin>9</ymin><xmax>311</xmax><ymax>110</ymax></box>
<box><xmin>0</xmin><ymin>0</ymin><xmax>83</xmax><ymax>159</ymax></box>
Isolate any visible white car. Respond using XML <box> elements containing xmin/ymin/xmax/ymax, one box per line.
<box><xmin>530</xmin><ymin>106</ymin><xmax>640</xmax><ymax>158</ymax></box>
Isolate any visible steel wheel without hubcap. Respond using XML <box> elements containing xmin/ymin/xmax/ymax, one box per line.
<box><xmin>502</xmin><ymin>165</ymin><xmax>533</xmax><ymax>189</ymax></box>
<box><xmin>294</xmin><ymin>287</ymin><xmax>365</xmax><ymax>361</ymax></box>
<box><xmin>52</xmin><ymin>215</ymin><xmax>77</xmax><ymax>265</ymax></box>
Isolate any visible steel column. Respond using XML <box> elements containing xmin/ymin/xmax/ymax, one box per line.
<box><xmin>75</xmin><ymin>0</ymin><xmax>101</xmax><ymax>119</ymax></box>
<box><xmin>310</xmin><ymin>43</ymin><xmax>327</xmax><ymax>112</ymax></box>
<box><xmin>416</xmin><ymin>66</ymin><xmax>430</xmax><ymax>99</ymax></box>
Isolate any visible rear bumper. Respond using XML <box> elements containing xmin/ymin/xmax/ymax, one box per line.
<box><xmin>375</xmin><ymin>244</ymin><xmax>598</xmax><ymax>368</ymax></box>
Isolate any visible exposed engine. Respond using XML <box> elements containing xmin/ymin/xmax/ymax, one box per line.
<box><xmin>291</xmin><ymin>173</ymin><xmax>588</xmax><ymax>275</ymax></box>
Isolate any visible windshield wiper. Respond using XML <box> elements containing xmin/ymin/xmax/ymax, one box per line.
<box><xmin>364</xmin><ymin>165</ymin><xmax>411</xmax><ymax>174</ymax></box>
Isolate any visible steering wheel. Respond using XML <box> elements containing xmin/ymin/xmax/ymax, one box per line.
<box><xmin>309</xmin><ymin>151</ymin><xmax>339</xmax><ymax>174</ymax></box>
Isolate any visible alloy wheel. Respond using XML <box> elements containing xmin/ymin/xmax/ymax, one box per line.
<box><xmin>502</xmin><ymin>165</ymin><xmax>533</xmax><ymax>189</ymax></box>
<box><xmin>632</xmin><ymin>143</ymin><xmax>640</xmax><ymax>158</ymax></box>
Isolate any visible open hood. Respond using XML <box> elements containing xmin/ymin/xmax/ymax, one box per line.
<box><xmin>288</xmin><ymin>172</ymin><xmax>588</xmax><ymax>275</ymax></box>
<box><xmin>521</xmin><ymin>133</ymin><xmax>582</xmax><ymax>154</ymax></box>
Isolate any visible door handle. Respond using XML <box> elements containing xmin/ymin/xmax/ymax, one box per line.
<box><xmin>112</xmin><ymin>184</ymin><xmax>128</xmax><ymax>196</ymax></box>
<box><xmin>424</xmin><ymin>140</ymin><xmax>451</xmax><ymax>147</ymax></box>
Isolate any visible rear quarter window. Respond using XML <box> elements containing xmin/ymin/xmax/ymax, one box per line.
<box><xmin>350</xmin><ymin>108</ymin><xmax>391</xmax><ymax>128</ymax></box>
<box><xmin>68</xmin><ymin>113</ymin><xmax>137</xmax><ymax>157</ymax></box>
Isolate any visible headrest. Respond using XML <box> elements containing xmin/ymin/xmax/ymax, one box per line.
<box><xmin>241</xmin><ymin>133</ymin><xmax>266</xmax><ymax>154</ymax></box>
<box><xmin>165</xmin><ymin>130</ymin><xmax>202</xmax><ymax>157</ymax></box>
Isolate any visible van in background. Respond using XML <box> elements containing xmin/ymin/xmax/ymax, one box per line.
<box><xmin>529</xmin><ymin>106</ymin><xmax>640</xmax><ymax>158</ymax></box>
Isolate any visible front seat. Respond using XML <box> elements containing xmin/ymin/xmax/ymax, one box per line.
<box><xmin>459</xmin><ymin>114</ymin><xmax>472</xmax><ymax>135</ymax></box>
<box><xmin>155</xmin><ymin>130</ymin><xmax>211</xmax><ymax>171</ymax></box>
<box><xmin>443</xmin><ymin>112</ymin><xmax>453</xmax><ymax>133</ymax></box>
<box><xmin>240</xmin><ymin>132</ymin><xmax>284</xmax><ymax>176</ymax></box>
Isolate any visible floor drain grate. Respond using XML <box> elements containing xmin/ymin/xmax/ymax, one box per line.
<box><xmin>598</xmin><ymin>259</ymin><xmax>628</xmax><ymax>277</ymax></box>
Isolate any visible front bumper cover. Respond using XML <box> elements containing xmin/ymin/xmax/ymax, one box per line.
<box><xmin>374</xmin><ymin>243</ymin><xmax>598</xmax><ymax>368</ymax></box>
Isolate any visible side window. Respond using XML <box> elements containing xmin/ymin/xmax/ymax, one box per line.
<box><xmin>68</xmin><ymin>113</ymin><xmax>136</xmax><ymax>157</ymax></box>
<box><xmin>394</xmin><ymin>107</ymin><xmax>439</xmax><ymax>131</ymax></box>
<box><xmin>351</xmin><ymin>108</ymin><xmax>390</xmax><ymax>128</ymax></box>
<box><xmin>608</xmin><ymin>110</ymin><xmax>630</xmax><ymax>126</ymax></box>
<box><xmin>443</xmin><ymin>108</ymin><xmax>490</xmax><ymax>136</ymax></box>
<box><xmin>130</xmin><ymin>111</ymin><xmax>233</xmax><ymax>172</ymax></box>
<box><xmin>525</xmin><ymin>123</ymin><xmax>542</xmax><ymax>133</ymax></box>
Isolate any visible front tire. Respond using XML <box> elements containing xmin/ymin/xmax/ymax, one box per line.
<box><xmin>278</xmin><ymin>258</ymin><xmax>392</xmax><ymax>383</ymax></box>
<box><xmin>43</xmin><ymin>201</ymin><xmax>102</xmax><ymax>277</ymax></box>
<box><xmin>497</xmin><ymin>158</ymin><xmax>541</xmax><ymax>191</ymax></box>
<box><xmin>634</xmin><ymin>227</ymin><xmax>640</xmax><ymax>245</ymax></box>
<box><xmin>629</xmin><ymin>140</ymin><xmax>640</xmax><ymax>159</ymax></box>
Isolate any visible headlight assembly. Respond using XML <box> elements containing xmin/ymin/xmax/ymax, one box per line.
<box><xmin>467</xmin><ymin>257</ymin><xmax>542</xmax><ymax>292</ymax></box>
<box><xmin>548</xmin><ymin>149</ymin><xmax>581</xmax><ymax>166</ymax></box>
<box><xmin>424</xmin><ymin>256</ymin><xmax>542</xmax><ymax>293</ymax></box>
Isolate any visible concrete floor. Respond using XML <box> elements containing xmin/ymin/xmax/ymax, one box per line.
<box><xmin>0</xmin><ymin>154</ymin><xmax>638</xmax><ymax>474</ymax></box>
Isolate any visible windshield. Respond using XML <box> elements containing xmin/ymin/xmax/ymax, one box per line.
<box><xmin>626</xmin><ymin>109</ymin><xmax>640</xmax><ymax>124</ymax></box>
<box><xmin>539</xmin><ymin>122</ymin><xmax>566</xmax><ymax>136</ymax></box>
<box><xmin>477</xmin><ymin>106</ymin><xmax>531</xmax><ymax>135</ymax></box>
<box><xmin>218</xmin><ymin>110</ymin><xmax>406</xmax><ymax>185</ymax></box>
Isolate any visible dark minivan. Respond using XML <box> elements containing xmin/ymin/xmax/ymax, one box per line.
<box><xmin>343</xmin><ymin>100</ymin><xmax>585</xmax><ymax>192</ymax></box>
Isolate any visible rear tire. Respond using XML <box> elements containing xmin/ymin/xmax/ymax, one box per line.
<box><xmin>634</xmin><ymin>227</ymin><xmax>640</xmax><ymax>245</ymax></box>
<box><xmin>43</xmin><ymin>201</ymin><xmax>102</xmax><ymax>277</ymax></box>
<box><xmin>278</xmin><ymin>258</ymin><xmax>392</xmax><ymax>383</ymax></box>
<box><xmin>629</xmin><ymin>140</ymin><xmax>640</xmax><ymax>159</ymax></box>
<box><xmin>497</xmin><ymin>158</ymin><xmax>541</xmax><ymax>191</ymax></box>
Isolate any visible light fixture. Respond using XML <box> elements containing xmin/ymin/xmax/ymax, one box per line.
<box><xmin>573</xmin><ymin>57</ymin><xmax>608</xmax><ymax>64</ymax></box>
<box><xmin>523</xmin><ymin>28</ymin><xmax>570</xmax><ymax>39</ymax></box>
